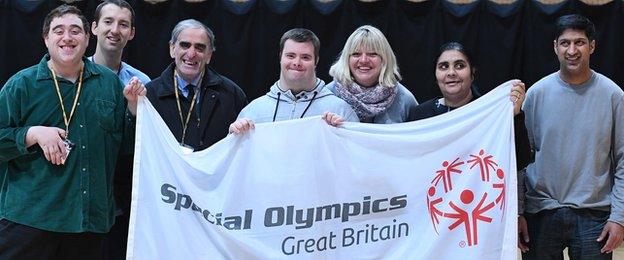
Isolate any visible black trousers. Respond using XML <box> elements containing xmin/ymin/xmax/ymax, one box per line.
<box><xmin>0</xmin><ymin>219</ymin><xmax>104</xmax><ymax>260</ymax></box>
<box><xmin>102</xmin><ymin>214</ymin><xmax>130</xmax><ymax>260</ymax></box>
<box><xmin>102</xmin><ymin>155</ymin><xmax>133</xmax><ymax>260</ymax></box>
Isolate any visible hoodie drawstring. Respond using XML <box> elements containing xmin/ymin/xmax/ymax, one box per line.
<box><xmin>300</xmin><ymin>91</ymin><xmax>318</xmax><ymax>118</ymax></box>
<box><xmin>272</xmin><ymin>92</ymin><xmax>281</xmax><ymax>122</ymax></box>
<box><xmin>272</xmin><ymin>86</ymin><xmax>319</xmax><ymax>121</ymax></box>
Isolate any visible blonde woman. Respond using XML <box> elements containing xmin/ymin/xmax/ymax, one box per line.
<box><xmin>327</xmin><ymin>25</ymin><xmax>418</xmax><ymax>123</ymax></box>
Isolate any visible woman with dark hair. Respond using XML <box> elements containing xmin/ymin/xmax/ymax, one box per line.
<box><xmin>410</xmin><ymin>42</ymin><xmax>524</xmax><ymax>120</ymax></box>
<box><xmin>410</xmin><ymin>42</ymin><xmax>531</xmax><ymax>191</ymax></box>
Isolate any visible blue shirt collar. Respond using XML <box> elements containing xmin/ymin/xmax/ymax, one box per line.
<box><xmin>87</xmin><ymin>56</ymin><xmax>150</xmax><ymax>86</ymax></box>
<box><xmin>175</xmin><ymin>73</ymin><xmax>201</xmax><ymax>89</ymax></box>
<box><xmin>87</xmin><ymin>56</ymin><xmax>121</xmax><ymax>74</ymax></box>
<box><xmin>175</xmin><ymin>71</ymin><xmax>202</xmax><ymax>98</ymax></box>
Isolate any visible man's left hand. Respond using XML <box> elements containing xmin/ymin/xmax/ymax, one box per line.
<box><xmin>597</xmin><ymin>221</ymin><xmax>624</xmax><ymax>253</ymax></box>
<box><xmin>124</xmin><ymin>76</ymin><xmax>147</xmax><ymax>116</ymax></box>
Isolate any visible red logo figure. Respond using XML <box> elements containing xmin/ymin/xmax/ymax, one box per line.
<box><xmin>427</xmin><ymin>149</ymin><xmax>507</xmax><ymax>248</ymax></box>
<box><xmin>444</xmin><ymin>190</ymin><xmax>472</xmax><ymax>244</ymax></box>
<box><xmin>444</xmin><ymin>190</ymin><xmax>495</xmax><ymax>246</ymax></box>
<box><xmin>493</xmin><ymin>169</ymin><xmax>506</xmax><ymax>214</ymax></box>
<box><xmin>467</xmin><ymin>149</ymin><xmax>498</xmax><ymax>182</ymax></box>
<box><xmin>470</xmin><ymin>191</ymin><xmax>495</xmax><ymax>246</ymax></box>
<box><xmin>432</xmin><ymin>158</ymin><xmax>464</xmax><ymax>193</ymax></box>
<box><xmin>427</xmin><ymin>186</ymin><xmax>444</xmax><ymax>234</ymax></box>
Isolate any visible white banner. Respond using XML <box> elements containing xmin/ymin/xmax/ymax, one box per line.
<box><xmin>127</xmin><ymin>81</ymin><xmax>518</xmax><ymax>260</ymax></box>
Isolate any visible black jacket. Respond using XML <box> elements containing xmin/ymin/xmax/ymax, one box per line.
<box><xmin>146</xmin><ymin>63</ymin><xmax>247</xmax><ymax>151</ymax></box>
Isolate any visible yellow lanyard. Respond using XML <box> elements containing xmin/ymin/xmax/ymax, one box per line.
<box><xmin>173</xmin><ymin>70</ymin><xmax>203</xmax><ymax>145</ymax></box>
<box><xmin>50</xmin><ymin>65</ymin><xmax>84</xmax><ymax>138</ymax></box>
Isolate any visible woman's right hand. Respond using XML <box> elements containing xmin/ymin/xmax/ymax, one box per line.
<box><xmin>510</xmin><ymin>80</ymin><xmax>526</xmax><ymax>115</ymax></box>
<box><xmin>322</xmin><ymin>112</ymin><xmax>345</xmax><ymax>127</ymax></box>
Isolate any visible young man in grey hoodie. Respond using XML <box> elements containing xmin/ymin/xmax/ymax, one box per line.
<box><xmin>229</xmin><ymin>28</ymin><xmax>357</xmax><ymax>133</ymax></box>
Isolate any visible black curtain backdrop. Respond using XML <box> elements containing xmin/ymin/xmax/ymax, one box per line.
<box><xmin>1</xmin><ymin>0</ymin><xmax>623</xmax><ymax>102</ymax></box>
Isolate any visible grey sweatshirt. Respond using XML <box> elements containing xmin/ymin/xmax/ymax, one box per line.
<box><xmin>238</xmin><ymin>78</ymin><xmax>358</xmax><ymax>123</ymax></box>
<box><xmin>522</xmin><ymin>71</ymin><xmax>624</xmax><ymax>225</ymax></box>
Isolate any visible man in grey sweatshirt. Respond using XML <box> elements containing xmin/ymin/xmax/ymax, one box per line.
<box><xmin>518</xmin><ymin>14</ymin><xmax>624</xmax><ymax>259</ymax></box>
<box><xmin>229</xmin><ymin>28</ymin><xmax>357</xmax><ymax>134</ymax></box>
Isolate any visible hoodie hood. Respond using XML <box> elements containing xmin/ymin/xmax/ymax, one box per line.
<box><xmin>266</xmin><ymin>78</ymin><xmax>333</xmax><ymax>102</ymax></box>
<box><xmin>237</xmin><ymin>78</ymin><xmax>359</xmax><ymax>123</ymax></box>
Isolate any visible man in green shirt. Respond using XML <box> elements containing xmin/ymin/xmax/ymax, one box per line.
<box><xmin>0</xmin><ymin>5</ymin><xmax>145</xmax><ymax>259</ymax></box>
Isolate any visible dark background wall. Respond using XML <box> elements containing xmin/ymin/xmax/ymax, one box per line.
<box><xmin>1</xmin><ymin>0</ymin><xmax>622</xmax><ymax>102</ymax></box>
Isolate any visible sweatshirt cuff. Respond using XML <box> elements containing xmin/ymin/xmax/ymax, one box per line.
<box><xmin>17</xmin><ymin>126</ymin><xmax>32</xmax><ymax>154</ymax></box>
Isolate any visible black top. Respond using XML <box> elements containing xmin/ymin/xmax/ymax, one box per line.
<box><xmin>410</xmin><ymin>86</ymin><xmax>481</xmax><ymax>121</ymax></box>
<box><xmin>146</xmin><ymin>63</ymin><xmax>248</xmax><ymax>151</ymax></box>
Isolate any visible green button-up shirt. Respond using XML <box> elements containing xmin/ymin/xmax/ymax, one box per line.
<box><xmin>0</xmin><ymin>55</ymin><xmax>134</xmax><ymax>233</ymax></box>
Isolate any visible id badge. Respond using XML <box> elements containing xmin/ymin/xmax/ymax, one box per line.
<box><xmin>61</xmin><ymin>138</ymin><xmax>76</xmax><ymax>164</ymax></box>
<box><xmin>179</xmin><ymin>143</ymin><xmax>195</xmax><ymax>155</ymax></box>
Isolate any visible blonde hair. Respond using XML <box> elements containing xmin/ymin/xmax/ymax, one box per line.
<box><xmin>329</xmin><ymin>25</ymin><xmax>401</xmax><ymax>88</ymax></box>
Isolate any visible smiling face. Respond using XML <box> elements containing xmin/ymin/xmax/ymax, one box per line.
<box><xmin>279</xmin><ymin>39</ymin><xmax>317</xmax><ymax>91</ymax></box>
<box><xmin>435</xmin><ymin>49</ymin><xmax>473</xmax><ymax>101</ymax></box>
<box><xmin>91</xmin><ymin>3</ymin><xmax>135</xmax><ymax>53</ymax></box>
<box><xmin>170</xmin><ymin>27</ymin><xmax>212</xmax><ymax>82</ymax></box>
<box><xmin>44</xmin><ymin>13</ymin><xmax>89</xmax><ymax>67</ymax></box>
<box><xmin>349</xmin><ymin>45</ymin><xmax>382</xmax><ymax>87</ymax></box>
<box><xmin>554</xmin><ymin>28</ymin><xmax>594</xmax><ymax>78</ymax></box>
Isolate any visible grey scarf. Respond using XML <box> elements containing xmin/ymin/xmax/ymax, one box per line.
<box><xmin>334</xmin><ymin>82</ymin><xmax>397</xmax><ymax>122</ymax></box>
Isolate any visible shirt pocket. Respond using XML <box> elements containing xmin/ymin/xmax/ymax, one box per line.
<box><xmin>96</xmin><ymin>99</ymin><xmax>117</xmax><ymax>132</ymax></box>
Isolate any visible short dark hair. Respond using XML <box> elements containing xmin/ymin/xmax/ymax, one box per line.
<box><xmin>279</xmin><ymin>28</ymin><xmax>321</xmax><ymax>64</ymax></box>
<box><xmin>94</xmin><ymin>0</ymin><xmax>135</xmax><ymax>26</ymax></box>
<box><xmin>435</xmin><ymin>41</ymin><xmax>477</xmax><ymax>78</ymax></box>
<box><xmin>42</xmin><ymin>5</ymin><xmax>90</xmax><ymax>38</ymax></box>
<box><xmin>555</xmin><ymin>14</ymin><xmax>596</xmax><ymax>42</ymax></box>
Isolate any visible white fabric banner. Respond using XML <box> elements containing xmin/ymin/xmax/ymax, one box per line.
<box><xmin>127</xmin><ymin>81</ymin><xmax>518</xmax><ymax>260</ymax></box>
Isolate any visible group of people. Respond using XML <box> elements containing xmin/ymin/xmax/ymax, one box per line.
<box><xmin>0</xmin><ymin>1</ymin><xmax>621</xmax><ymax>259</ymax></box>
<box><xmin>229</xmin><ymin>25</ymin><xmax>525</xmax><ymax>133</ymax></box>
